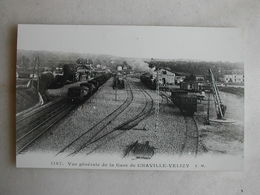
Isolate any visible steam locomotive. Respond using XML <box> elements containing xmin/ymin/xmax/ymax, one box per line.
<box><xmin>67</xmin><ymin>73</ymin><xmax>111</xmax><ymax>103</ymax></box>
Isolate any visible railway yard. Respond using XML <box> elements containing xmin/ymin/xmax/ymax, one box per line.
<box><xmin>16</xmin><ymin>75</ymin><xmax>244</xmax><ymax>159</ymax></box>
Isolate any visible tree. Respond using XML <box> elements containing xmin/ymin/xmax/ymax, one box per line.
<box><xmin>63</xmin><ymin>64</ymin><xmax>75</xmax><ymax>82</ymax></box>
<box><xmin>88</xmin><ymin>59</ymin><xmax>93</xmax><ymax>65</ymax></box>
<box><xmin>184</xmin><ymin>74</ymin><xmax>196</xmax><ymax>82</ymax></box>
<box><xmin>76</xmin><ymin>58</ymin><xmax>84</xmax><ymax>65</ymax></box>
<box><xmin>39</xmin><ymin>72</ymin><xmax>54</xmax><ymax>92</ymax></box>
<box><xmin>21</xmin><ymin>56</ymin><xmax>31</xmax><ymax>69</ymax></box>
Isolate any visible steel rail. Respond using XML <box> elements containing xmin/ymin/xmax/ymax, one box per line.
<box><xmin>56</xmin><ymin>80</ymin><xmax>134</xmax><ymax>155</ymax></box>
<box><xmin>181</xmin><ymin>115</ymin><xmax>199</xmax><ymax>156</ymax></box>
<box><xmin>70</xmin><ymin>87</ymin><xmax>154</xmax><ymax>156</ymax></box>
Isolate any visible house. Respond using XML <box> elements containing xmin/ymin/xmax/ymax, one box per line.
<box><xmin>180</xmin><ymin>81</ymin><xmax>209</xmax><ymax>92</ymax></box>
<box><xmin>53</xmin><ymin>67</ymin><xmax>63</xmax><ymax>77</ymax></box>
<box><xmin>224</xmin><ymin>74</ymin><xmax>244</xmax><ymax>83</ymax></box>
<box><xmin>117</xmin><ymin>65</ymin><xmax>123</xmax><ymax>71</ymax></box>
<box><xmin>180</xmin><ymin>74</ymin><xmax>208</xmax><ymax>91</ymax></box>
<box><xmin>195</xmin><ymin>75</ymin><xmax>205</xmax><ymax>82</ymax></box>
<box><xmin>175</xmin><ymin>76</ymin><xmax>185</xmax><ymax>84</ymax></box>
<box><xmin>174</xmin><ymin>73</ymin><xmax>187</xmax><ymax>84</ymax></box>
<box><xmin>29</xmin><ymin>73</ymin><xmax>38</xmax><ymax>78</ymax></box>
<box><xmin>151</xmin><ymin>68</ymin><xmax>175</xmax><ymax>86</ymax></box>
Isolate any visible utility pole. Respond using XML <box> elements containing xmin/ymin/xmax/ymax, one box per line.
<box><xmin>155</xmin><ymin>68</ymin><xmax>160</xmax><ymax>130</ymax></box>
<box><xmin>112</xmin><ymin>61</ymin><xmax>117</xmax><ymax>101</ymax></box>
<box><xmin>115</xmin><ymin>74</ymin><xmax>118</xmax><ymax>101</ymax></box>
<box><xmin>31</xmin><ymin>57</ymin><xmax>37</xmax><ymax>89</ymax></box>
<box><xmin>206</xmin><ymin>91</ymin><xmax>210</xmax><ymax>125</ymax></box>
<box><xmin>36</xmin><ymin>56</ymin><xmax>40</xmax><ymax>93</ymax></box>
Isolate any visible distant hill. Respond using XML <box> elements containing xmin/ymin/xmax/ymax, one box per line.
<box><xmin>17</xmin><ymin>49</ymin><xmax>153</xmax><ymax>72</ymax></box>
<box><xmin>16</xmin><ymin>50</ymin><xmax>244</xmax><ymax>80</ymax></box>
<box><xmin>16</xmin><ymin>50</ymin><xmax>112</xmax><ymax>70</ymax></box>
<box><xmin>145</xmin><ymin>59</ymin><xmax>244</xmax><ymax>80</ymax></box>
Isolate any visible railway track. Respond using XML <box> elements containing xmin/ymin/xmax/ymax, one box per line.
<box><xmin>181</xmin><ymin>116</ymin><xmax>199</xmax><ymax>156</ymax></box>
<box><xmin>66</xmin><ymin>85</ymin><xmax>155</xmax><ymax>156</ymax></box>
<box><xmin>16</xmin><ymin>76</ymin><xmax>112</xmax><ymax>155</ymax></box>
<box><xmin>16</xmin><ymin>98</ymin><xmax>64</xmax><ymax>124</ymax></box>
<box><xmin>57</xmin><ymin>79</ymin><xmax>134</xmax><ymax>155</ymax></box>
<box><xmin>16</xmin><ymin>99</ymin><xmax>66</xmax><ymax>139</ymax></box>
<box><xmin>159</xmin><ymin>91</ymin><xmax>171</xmax><ymax>104</ymax></box>
<box><xmin>16</xmin><ymin>99</ymin><xmax>76</xmax><ymax>154</ymax></box>
<box><xmin>115</xmin><ymin>88</ymin><xmax>154</xmax><ymax>130</ymax></box>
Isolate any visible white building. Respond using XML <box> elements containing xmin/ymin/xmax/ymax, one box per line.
<box><xmin>224</xmin><ymin>74</ymin><xmax>244</xmax><ymax>83</ymax></box>
<box><xmin>152</xmin><ymin>68</ymin><xmax>175</xmax><ymax>86</ymax></box>
<box><xmin>117</xmin><ymin>65</ymin><xmax>123</xmax><ymax>71</ymax></box>
<box><xmin>195</xmin><ymin>75</ymin><xmax>205</xmax><ymax>82</ymax></box>
<box><xmin>175</xmin><ymin>75</ymin><xmax>186</xmax><ymax>84</ymax></box>
<box><xmin>29</xmin><ymin>73</ymin><xmax>38</xmax><ymax>78</ymax></box>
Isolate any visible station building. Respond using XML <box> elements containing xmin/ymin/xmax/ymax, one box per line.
<box><xmin>151</xmin><ymin>68</ymin><xmax>176</xmax><ymax>86</ymax></box>
<box><xmin>180</xmin><ymin>81</ymin><xmax>207</xmax><ymax>91</ymax></box>
<box><xmin>179</xmin><ymin>75</ymin><xmax>209</xmax><ymax>92</ymax></box>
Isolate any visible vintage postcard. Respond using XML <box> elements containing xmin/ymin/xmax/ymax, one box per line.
<box><xmin>16</xmin><ymin>25</ymin><xmax>244</xmax><ymax>170</ymax></box>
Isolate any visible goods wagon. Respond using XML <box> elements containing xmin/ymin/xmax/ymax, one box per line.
<box><xmin>170</xmin><ymin>90</ymin><xmax>197</xmax><ymax>116</ymax></box>
<box><xmin>67</xmin><ymin>73</ymin><xmax>111</xmax><ymax>103</ymax></box>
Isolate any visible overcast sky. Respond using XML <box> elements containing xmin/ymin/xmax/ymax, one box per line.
<box><xmin>17</xmin><ymin>25</ymin><xmax>243</xmax><ymax>62</ymax></box>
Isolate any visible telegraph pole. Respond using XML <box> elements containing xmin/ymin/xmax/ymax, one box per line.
<box><xmin>155</xmin><ymin>68</ymin><xmax>160</xmax><ymax>130</ymax></box>
<box><xmin>31</xmin><ymin>57</ymin><xmax>37</xmax><ymax>89</ymax></box>
<box><xmin>115</xmin><ymin>73</ymin><xmax>118</xmax><ymax>101</ymax></box>
<box><xmin>206</xmin><ymin>91</ymin><xmax>210</xmax><ymax>125</ymax></box>
<box><xmin>36</xmin><ymin>56</ymin><xmax>40</xmax><ymax>93</ymax></box>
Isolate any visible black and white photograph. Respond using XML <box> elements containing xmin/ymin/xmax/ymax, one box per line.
<box><xmin>16</xmin><ymin>25</ymin><xmax>244</xmax><ymax>170</ymax></box>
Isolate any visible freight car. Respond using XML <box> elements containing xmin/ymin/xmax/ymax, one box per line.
<box><xmin>87</xmin><ymin>73</ymin><xmax>111</xmax><ymax>92</ymax></box>
<box><xmin>170</xmin><ymin>89</ymin><xmax>197</xmax><ymax>116</ymax></box>
<box><xmin>67</xmin><ymin>73</ymin><xmax>111</xmax><ymax>103</ymax></box>
<box><xmin>95</xmin><ymin>73</ymin><xmax>111</xmax><ymax>85</ymax></box>
<box><xmin>140</xmin><ymin>73</ymin><xmax>156</xmax><ymax>90</ymax></box>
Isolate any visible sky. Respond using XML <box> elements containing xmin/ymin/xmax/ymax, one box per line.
<box><xmin>17</xmin><ymin>25</ymin><xmax>243</xmax><ymax>62</ymax></box>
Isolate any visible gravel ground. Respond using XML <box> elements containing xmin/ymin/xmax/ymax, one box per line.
<box><xmin>19</xmin><ymin>77</ymin><xmax>243</xmax><ymax>159</ymax></box>
<box><xmin>80</xmin><ymin>78</ymin><xmax>187</xmax><ymax>158</ymax></box>
<box><xmin>23</xmin><ymin>78</ymin><xmax>128</xmax><ymax>153</ymax></box>
<box><xmin>16</xmin><ymin>88</ymin><xmax>39</xmax><ymax>113</ymax></box>
<box><xmin>195</xmin><ymin>91</ymin><xmax>244</xmax><ymax>155</ymax></box>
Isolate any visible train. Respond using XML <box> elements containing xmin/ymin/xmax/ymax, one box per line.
<box><xmin>140</xmin><ymin>73</ymin><xmax>156</xmax><ymax>90</ymax></box>
<box><xmin>140</xmin><ymin>73</ymin><xmax>198</xmax><ymax>116</ymax></box>
<box><xmin>67</xmin><ymin>73</ymin><xmax>111</xmax><ymax>103</ymax></box>
<box><xmin>68</xmin><ymin>86</ymin><xmax>89</xmax><ymax>103</ymax></box>
<box><xmin>112</xmin><ymin>74</ymin><xmax>125</xmax><ymax>89</ymax></box>
<box><xmin>170</xmin><ymin>89</ymin><xmax>197</xmax><ymax>116</ymax></box>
